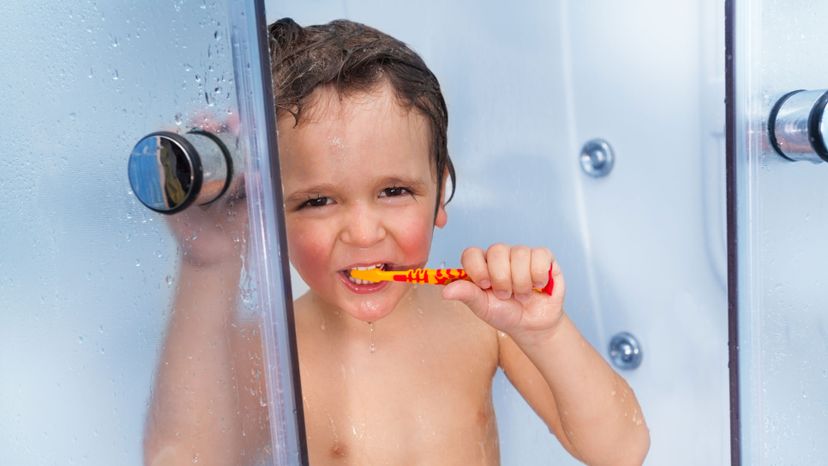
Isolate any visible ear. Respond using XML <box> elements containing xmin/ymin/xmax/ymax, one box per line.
<box><xmin>434</xmin><ymin>170</ymin><xmax>449</xmax><ymax>229</ymax></box>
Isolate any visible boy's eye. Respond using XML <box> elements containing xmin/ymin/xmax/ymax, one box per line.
<box><xmin>299</xmin><ymin>195</ymin><xmax>331</xmax><ymax>209</ymax></box>
<box><xmin>380</xmin><ymin>186</ymin><xmax>411</xmax><ymax>197</ymax></box>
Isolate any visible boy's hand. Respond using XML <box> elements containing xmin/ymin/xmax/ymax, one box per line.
<box><xmin>442</xmin><ymin>244</ymin><xmax>566</xmax><ymax>344</ymax></box>
<box><xmin>165</xmin><ymin>113</ymin><xmax>248</xmax><ymax>268</ymax></box>
<box><xmin>166</xmin><ymin>185</ymin><xmax>249</xmax><ymax>268</ymax></box>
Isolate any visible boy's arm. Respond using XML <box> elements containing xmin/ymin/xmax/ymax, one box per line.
<box><xmin>143</xmin><ymin>196</ymin><xmax>270</xmax><ymax>466</ymax></box>
<box><xmin>498</xmin><ymin>317</ymin><xmax>647</xmax><ymax>466</ymax></box>
<box><xmin>443</xmin><ymin>245</ymin><xmax>649</xmax><ymax>466</ymax></box>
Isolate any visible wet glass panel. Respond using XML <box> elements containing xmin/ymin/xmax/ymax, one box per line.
<box><xmin>0</xmin><ymin>1</ymin><xmax>300</xmax><ymax>465</ymax></box>
<box><xmin>735</xmin><ymin>0</ymin><xmax>828</xmax><ymax>464</ymax></box>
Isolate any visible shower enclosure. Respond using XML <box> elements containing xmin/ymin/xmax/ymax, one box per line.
<box><xmin>1</xmin><ymin>0</ymin><xmax>304</xmax><ymax>464</ymax></box>
<box><xmin>732</xmin><ymin>0</ymin><xmax>828</xmax><ymax>464</ymax></box>
<box><xmin>1</xmin><ymin>0</ymin><xmax>825</xmax><ymax>465</ymax></box>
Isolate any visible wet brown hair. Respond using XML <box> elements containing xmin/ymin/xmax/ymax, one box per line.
<box><xmin>268</xmin><ymin>18</ymin><xmax>456</xmax><ymax>208</ymax></box>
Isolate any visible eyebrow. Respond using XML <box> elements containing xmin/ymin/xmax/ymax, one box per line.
<box><xmin>381</xmin><ymin>176</ymin><xmax>429</xmax><ymax>190</ymax></box>
<box><xmin>284</xmin><ymin>183</ymin><xmax>338</xmax><ymax>203</ymax></box>
<box><xmin>284</xmin><ymin>176</ymin><xmax>429</xmax><ymax>202</ymax></box>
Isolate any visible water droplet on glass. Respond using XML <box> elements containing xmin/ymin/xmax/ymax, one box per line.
<box><xmin>174</xmin><ymin>113</ymin><xmax>183</xmax><ymax>126</ymax></box>
<box><xmin>78</xmin><ymin>336</ymin><xmax>85</xmax><ymax>344</ymax></box>
<box><xmin>166</xmin><ymin>275</ymin><xmax>174</xmax><ymax>286</ymax></box>
<box><xmin>112</xmin><ymin>69</ymin><xmax>119</xmax><ymax>80</ymax></box>
<box><xmin>135</xmin><ymin>259</ymin><xmax>141</xmax><ymax>268</ymax></box>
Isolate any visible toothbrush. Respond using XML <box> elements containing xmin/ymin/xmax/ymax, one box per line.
<box><xmin>350</xmin><ymin>266</ymin><xmax>554</xmax><ymax>295</ymax></box>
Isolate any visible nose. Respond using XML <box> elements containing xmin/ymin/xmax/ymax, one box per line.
<box><xmin>339</xmin><ymin>203</ymin><xmax>387</xmax><ymax>247</ymax></box>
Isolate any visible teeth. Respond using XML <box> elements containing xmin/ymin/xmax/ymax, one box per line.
<box><xmin>352</xmin><ymin>263</ymin><xmax>384</xmax><ymax>271</ymax></box>
<box><xmin>346</xmin><ymin>274</ymin><xmax>376</xmax><ymax>285</ymax></box>
<box><xmin>346</xmin><ymin>263</ymin><xmax>385</xmax><ymax>285</ymax></box>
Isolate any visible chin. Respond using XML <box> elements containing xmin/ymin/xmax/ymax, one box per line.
<box><xmin>350</xmin><ymin>296</ymin><xmax>399</xmax><ymax>322</ymax></box>
<box><xmin>339</xmin><ymin>286</ymin><xmax>407</xmax><ymax>323</ymax></box>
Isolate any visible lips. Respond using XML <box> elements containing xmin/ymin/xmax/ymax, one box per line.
<box><xmin>336</xmin><ymin>262</ymin><xmax>403</xmax><ymax>294</ymax></box>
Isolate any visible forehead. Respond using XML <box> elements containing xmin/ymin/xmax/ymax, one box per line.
<box><xmin>277</xmin><ymin>83</ymin><xmax>435</xmax><ymax>184</ymax></box>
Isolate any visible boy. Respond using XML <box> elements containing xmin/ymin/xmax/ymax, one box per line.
<box><xmin>144</xmin><ymin>18</ymin><xmax>649</xmax><ymax>466</ymax></box>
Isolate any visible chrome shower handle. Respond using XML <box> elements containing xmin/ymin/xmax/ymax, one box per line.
<box><xmin>768</xmin><ymin>89</ymin><xmax>828</xmax><ymax>163</ymax></box>
<box><xmin>127</xmin><ymin>130</ymin><xmax>234</xmax><ymax>214</ymax></box>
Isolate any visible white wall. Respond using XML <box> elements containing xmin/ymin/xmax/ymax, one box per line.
<box><xmin>268</xmin><ymin>1</ymin><xmax>730</xmax><ymax>464</ymax></box>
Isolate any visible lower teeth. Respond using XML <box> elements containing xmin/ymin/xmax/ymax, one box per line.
<box><xmin>345</xmin><ymin>274</ymin><xmax>375</xmax><ymax>285</ymax></box>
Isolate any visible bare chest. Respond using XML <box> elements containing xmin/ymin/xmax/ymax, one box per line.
<box><xmin>297</xmin><ymin>313</ymin><xmax>500</xmax><ymax>465</ymax></box>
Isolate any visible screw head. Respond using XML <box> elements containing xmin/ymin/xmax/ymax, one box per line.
<box><xmin>580</xmin><ymin>138</ymin><xmax>615</xmax><ymax>177</ymax></box>
<box><xmin>608</xmin><ymin>332</ymin><xmax>642</xmax><ymax>370</ymax></box>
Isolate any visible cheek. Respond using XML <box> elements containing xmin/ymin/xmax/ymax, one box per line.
<box><xmin>287</xmin><ymin>221</ymin><xmax>331</xmax><ymax>279</ymax></box>
<box><xmin>392</xmin><ymin>209</ymin><xmax>436</xmax><ymax>262</ymax></box>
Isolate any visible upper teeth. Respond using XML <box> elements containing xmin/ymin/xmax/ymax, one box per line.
<box><xmin>352</xmin><ymin>264</ymin><xmax>383</xmax><ymax>270</ymax></box>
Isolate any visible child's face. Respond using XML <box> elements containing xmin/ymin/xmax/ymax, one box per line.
<box><xmin>278</xmin><ymin>82</ymin><xmax>447</xmax><ymax>322</ymax></box>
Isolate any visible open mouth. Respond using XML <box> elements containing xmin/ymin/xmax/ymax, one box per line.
<box><xmin>341</xmin><ymin>263</ymin><xmax>388</xmax><ymax>285</ymax></box>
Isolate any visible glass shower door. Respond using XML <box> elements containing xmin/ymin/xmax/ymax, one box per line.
<box><xmin>732</xmin><ymin>0</ymin><xmax>828</xmax><ymax>464</ymax></box>
<box><xmin>0</xmin><ymin>1</ymin><xmax>304</xmax><ymax>465</ymax></box>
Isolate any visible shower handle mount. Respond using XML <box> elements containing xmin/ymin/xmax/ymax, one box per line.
<box><xmin>768</xmin><ymin>89</ymin><xmax>828</xmax><ymax>163</ymax></box>
<box><xmin>127</xmin><ymin>130</ymin><xmax>234</xmax><ymax>214</ymax></box>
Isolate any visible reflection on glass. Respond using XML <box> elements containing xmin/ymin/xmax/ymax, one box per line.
<box><xmin>128</xmin><ymin>136</ymin><xmax>189</xmax><ymax>212</ymax></box>
<box><xmin>157</xmin><ymin>141</ymin><xmax>188</xmax><ymax>208</ymax></box>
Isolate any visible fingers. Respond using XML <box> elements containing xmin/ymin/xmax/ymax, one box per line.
<box><xmin>486</xmin><ymin>244</ymin><xmax>512</xmax><ymax>300</ymax></box>
<box><xmin>461</xmin><ymin>244</ymin><xmax>556</xmax><ymax>301</ymax></box>
<box><xmin>510</xmin><ymin>246</ymin><xmax>532</xmax><ymax>298</ymax></box>
<box><xmin>530</xmin><ymin>247</ymin><xmax>554</xmax><ymax>289</ymax></box>
<box><xmin>442</xmin><ymin>280</ymin><xmax>488</xmax><ymax>316</ymax></box>
<box><xmin>461</xmin><ymin>247</ymin><xmax>491</xmax><ymax>290</ymax></box>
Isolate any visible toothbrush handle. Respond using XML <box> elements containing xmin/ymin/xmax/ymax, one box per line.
<box><xmin>539</xmin><ymin>266</ymin><xmax>555</xmax><ymax>296</ymax></box>
<box><xmin>394</xmin><ymin>266</ymin><xmax>554</xmax><ymax>295</ymax></box>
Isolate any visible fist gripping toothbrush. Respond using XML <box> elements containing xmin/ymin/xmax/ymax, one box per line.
<box><xmin>350</xmin><ymin>266</ymin><xmax>554</xmax><ymax>295</ymax></box>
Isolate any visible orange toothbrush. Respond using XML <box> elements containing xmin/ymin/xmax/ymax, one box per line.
<box><xmin>349</xmin><ymin>266</ymin><xmax>554</xmax><ymax>295</ymax></box>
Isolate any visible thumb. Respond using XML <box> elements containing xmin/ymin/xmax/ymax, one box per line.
<box><xmin>442</xmin><ymin>280</ymin><xmax>489</xmax><ymax>315</ymax></box>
